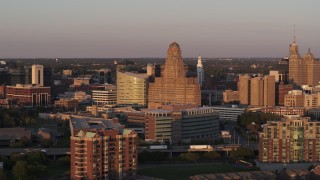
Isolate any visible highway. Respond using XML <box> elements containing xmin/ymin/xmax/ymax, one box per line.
<box><xmin>0</xmin><ymin>148</ymin><xmax>70</xmax><ymax>156</ymax></box>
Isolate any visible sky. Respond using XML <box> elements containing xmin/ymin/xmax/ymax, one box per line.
<box><xmin>0</xmin><ymin>0</ymin><xmax>319</xmax><ymax>58</ymax></box>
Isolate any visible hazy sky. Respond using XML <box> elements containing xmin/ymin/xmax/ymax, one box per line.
<box><xmin>0</xmin><ymin>0</ymin><xmax>319</xmax><ymax>58</ymax></box>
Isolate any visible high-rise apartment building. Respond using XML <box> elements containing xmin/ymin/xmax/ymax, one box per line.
<box><xmin>263</xmin><ymin>75</ymin><xmax>275</xmax><ymax>106</ymax></box>
<box><xmin>259</xmin><ymin>115</ymin><xmax>320</xmax><ymax>163</ymax></box>
<box><xmin>238</xmin><ymin>75</ymin><xmax>251</xmax><ymax>105</ymax></box>
<box><xmin>32</xmin><ymin>64</ymin><xmax>44</xmax><ymax>86</ymax></box>
<box><xmin>250</xmin><ymin>77</ymin><xmax>264</xmax><ymax>106</ymax></box>
<box><xmin>70</xmin><ymin>116</ymin><xmax>137</xmax><ymax>179</ymax></box>
<box><xmin>197</xmin><ymin>55</ymin><xmax>204</xmax><ymax>87</ymax></box>
<box><xmin>148</xmin><ymin>42</ymin><xmax>201</xmax><ymax>108</ymax></box>
<box><xmin>289</xmin><ymin>39</ymin><xmax>320</xmax><ymax>87</ymax></box>
<box><xmin>116</xmin><ymin>71</ymin><xmax>149</xmax><ymax>106</ymax></box>
<box><xmin>239</xmin><ymin>75</ymin><xmax>275</xmax><ymax>106</ymax></box>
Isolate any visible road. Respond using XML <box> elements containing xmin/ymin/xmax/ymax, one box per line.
<box><xmin>224</xmin><ymin>122</ymin><xmax>259</xmax><ymax>150</ymax></box>
<box><xmin>0</xmin><ymin>148</ymin><xmax>70</xmax><ymax>156</ymax></box>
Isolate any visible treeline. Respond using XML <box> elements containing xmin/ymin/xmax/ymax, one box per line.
<box><xmin>237</xmin><ymin>112</ymin><xmax>281</xmax><ymax>128</ymax></box>
<box><xmin>0</xmin><ymin>151</ymin><xmax>69</xmax><ymax>180</ymax></box>
<box><xmin>0</xmin><ymin>108</ymin><xmax>38</xmax><ymax>128</ymax></box>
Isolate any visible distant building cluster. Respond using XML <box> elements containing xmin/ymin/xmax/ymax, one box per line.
<box><xmin>4</xmin><ymin>38</ymin><xmax>320</xmax><ymax>179</ymax></box>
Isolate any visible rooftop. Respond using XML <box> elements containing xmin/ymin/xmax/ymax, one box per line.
<box><xmin>120</xmin><ymin>71</ymin><xmax>149</xmax><ymax>79</ymax></box>
<box><xmin>70</xmin><ymin>116</ymin><xmax>123</xmax><ymax>130</ymax></box>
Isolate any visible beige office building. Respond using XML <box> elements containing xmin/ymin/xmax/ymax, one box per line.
<box><xmin>304</xmin><ymin>94</ymin><xmax>318</xmax><ymax>110</ymax></box>
<box><xmin>117</xmin><ymin>71</ymin><xmax>149</xmax><ymax>106</ymax></box>
<box><xmin>92</xmin><ymin>84</ymin><xmax>117</xmax><ymax>107</ymax></box>
<box><xmin>239</xmin><ymin>75</ymin><xmax>275</xmax><ymax>106</ymax></box>
<box><xmin>223</xmin><ymin>90</ymin><xmax>239</xmax><ymax>103</ymax></box>
<box><xmin>238</xmin><ymin>75</ymin><xmax>251</xmax><ymax>105</ymax></box>
<box><xmin>284</xmin><ymin>90</ymin><xmax>304</xmax><ymax>107</ymax></box>
<box><xmin>263</xmin><ymin>75</ymin><xmax>275</xmax><ymax>106</ymax></box>
<box><xmin>250</xmin><ymin>77</ymin><xmax>264</xmax><ymax>106</ymax></box>
<box><xmin>32</xmin><ymin>64</ymin><xmax>44</xmax><ymax>86</ymax></box>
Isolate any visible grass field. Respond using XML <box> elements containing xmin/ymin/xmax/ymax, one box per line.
<box><xmin>138</xmin><ymin>162</ymin><xmax>255</xmax><ymax>180</ymax></box>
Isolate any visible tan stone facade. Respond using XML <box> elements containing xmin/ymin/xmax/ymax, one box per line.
<box><xmin>289</xmin><ymin>40</ymin><xmax>320</xmax><ymax>87</ymax></box>
<box><xmin>284</xmin><ymin>90</ymin><xmax>304</xmax><ymax>107</ymax></box>
<box><xmin>148</xmin><ymin>42</ymin><xmax>201</xmax><ymax>107</ymax></box>
<box><xmin>223</xmin><ymin>90</ymin><xmax>239</xmax><ymax>103</ymax></box>
<box><xmin>263</xmin><ymin>75</ymin><xmax>275</xmax><ymax>106</ymax></box>
<box><xmin>238</xmin><ymin>75</ymin><xmax>275</xmax><ymax>106</ymax></box>
<box><xmin>250</xmin><ymin>77</ymin><xmax>264</xmax><ymax>106</ymax></box>
<box><xmin>238</xmin><ymin>75</ymin><xmax>251</xmax><ymax>105</ymax></box>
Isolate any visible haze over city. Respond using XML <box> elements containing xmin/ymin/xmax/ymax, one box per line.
<box><xmin>1</xmin><ymin>0</ymin><xmax>320</xmax><ymax>58</ymax></box>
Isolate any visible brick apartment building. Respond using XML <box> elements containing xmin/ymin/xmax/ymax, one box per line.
<box><xmin>70</xmin><ymin>116</ymin><xmax>137</xmax><ymax>180</ymax></box>
<box><xmin>259</xmin><ymin>115</ymin><xmax>320</xmax><ymax>163</ymax></box>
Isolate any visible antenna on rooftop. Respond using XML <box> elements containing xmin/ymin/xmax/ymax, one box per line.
<box><xmin>293</xmin><ymin>24</ymin><xmax>296</xmax><ymax>43</ymax></box>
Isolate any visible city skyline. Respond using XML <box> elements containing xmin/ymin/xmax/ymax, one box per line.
<box><xmin>1</xmin><ymin>0</ymin><xmax>320</xmax><ymax>58</ymax></box>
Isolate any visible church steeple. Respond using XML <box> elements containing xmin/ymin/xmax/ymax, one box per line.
<box><xmin>289</xmin><ymin>28</ymin><xmax>300</xmax><ymax>60</ymax></box>
<box><xmin>197</xmin><ymin>54</ymin><xmax>204</xmax><ymax>87</ymax></box>
<box><xmin>197</xmin><ymin>55</ymin><xmax>203</xmax><ymax>68</ymax></box>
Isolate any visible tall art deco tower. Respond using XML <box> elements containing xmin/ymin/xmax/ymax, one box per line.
<box><xmin>148</xmin><ymin>42</ymin><xmax>201</xmax><ymax>108</ymax></box>
<box><xmin>289</xmin><ymin>36</ymin><xmax>320</xmax><ymax>87</ymax></box>
<box><xmin>197</xmin><ymin>55</ymin><xmax>204</xmax><ymax>87</ymax></box>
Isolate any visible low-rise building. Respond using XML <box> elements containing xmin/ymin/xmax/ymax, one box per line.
<box><xmin>54</xmin><ymin>98</ymin><xmax>78</xmax><ymax>110</ymax></box>
<box><xmin>92</xmin><ymin>84</ymin><xmax>117</xmax><ymax>107</ymax></box>
<box><xmin>223</xmin><ymin>90</ymin><xmax>239</xmax><ymax>103</ymax></box>
<box><xmin>211</xmin><ymin>105</ymin><xmax>245</xmax><ymax>122</ymax></box>
<box><xmin>144</xmin><ymin>105</ymin><xmax>220</xmax><ymax>142</ymax></box>
<box><xmin>73</xmin><ymin>76</ymin><xmax>91</xmax><ymax>86</ymax></box>
<box><xmin>190</xmin><ymin>171</ymin><xmax>277</xmax><ymax>180</ymax></box>
<box><xmin>6</xmin><ymin>84</ymin><xmax>51</xmax><ymax>107</ymax></box>
<box><xmin>0</xmin><ymin>128</ymin><xmax>31</xmax><ymax>147</ymax></box>
<box><xmin>284</xmin><ymin>90</ymin><xmax>304</xmax><ymax>107</ymax></box>
<box><xmin>261</xmin><ymin>106</ymin><xmax>305</xmax><ymax>116</ymax></box>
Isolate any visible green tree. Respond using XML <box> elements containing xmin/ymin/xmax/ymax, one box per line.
<box><xmin>26</xmin><ymin>151</ymin><xmax>47</xmax><ymax>164</ymax></box>
<box><xmin>203</xmin><ymin>151</ymin><xmax>221</xmax><ymax>160</ymax></box>
<box><xmin>230</xmin><ymin>147</ymin><xmax>254</xmax><ymax>159</ymax></box>
<box><xmin>0</xmin><ymin>169</ymin><xmax>7</xmax><ymax>180</ymax></box>
<box><xmin>180</xmin><ymin>153</ymin><xmax>200</xmax><ymax>162</ymax></box>
<box><xmin>0</xmin><ymin>156</ymin><xmax>14</xmax><ymax>170</ymax></box>
<box><xmin>58</xmin><ymin>156</ymin><xmax>70</xmax><ymax>166</ymax></box>
<box><xmin>27</xmin><ymin>164</ymin><xmax>47</xmax><ymax>178</ymax></box>
<box><xmin>10</xmin><ymin>153</ymin><xmax>26</xmax><ymax>163</ymax></box>
<box><xmin>151</xmin><ymin>151</ymin><xmax>167</xmax><ymax>162</ymax></box>
<box><xmin>12</xmin><ymin>161</ymin><xmax>29</xmax><ymax>180</ymax></box>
